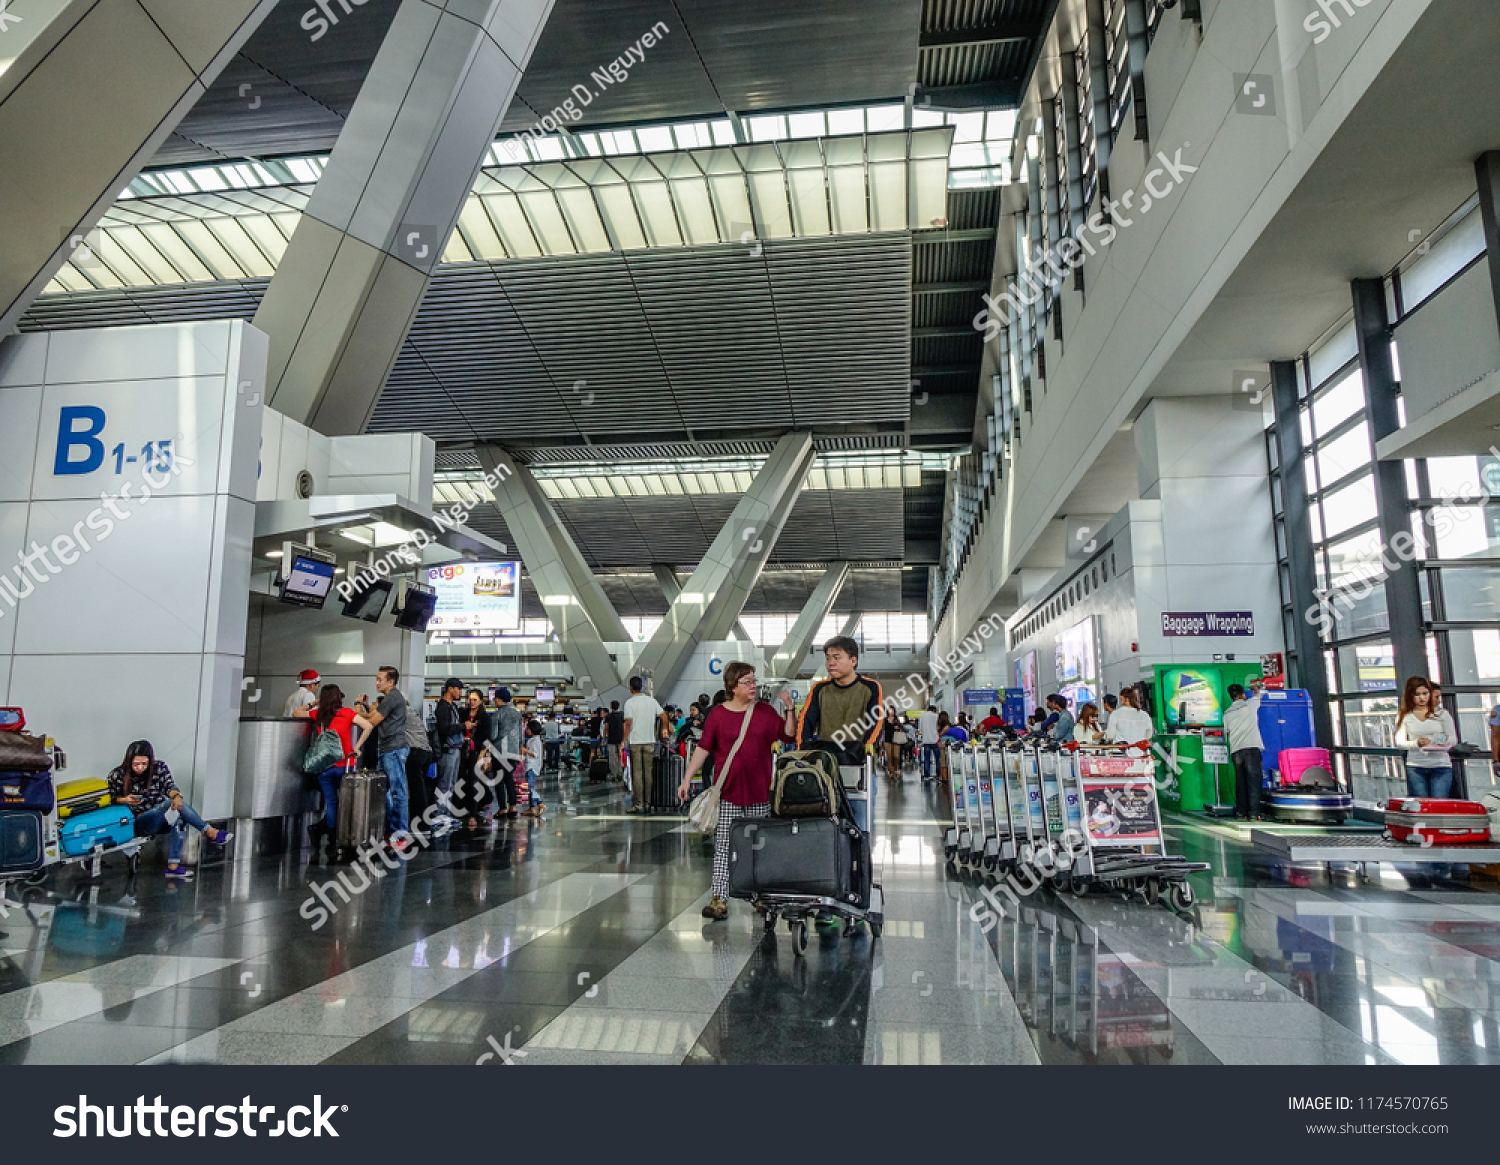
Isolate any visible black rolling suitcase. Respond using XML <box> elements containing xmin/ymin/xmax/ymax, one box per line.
<box><xmin>588</xmin><ymin>751</ymin><xmax>610</xmax><ymax>783</ymax></box>
<box><xmin>726</xmin><ymin>816</ymin><xmax>870</xmax><ymax>908</ymax></box>
<box><xmin>650</xmin><ymin>747</ymin><xmax>685</xmax><ymax>812</ymax></box>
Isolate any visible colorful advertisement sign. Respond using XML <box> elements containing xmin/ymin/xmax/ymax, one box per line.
<box><xmin>1057</xmin><ymin>617</ymin><xmax>1099</xmax><ymax>712</ymax></box>
<box><xmin>1016</xmin><ymin>651</ymin><xmax>1038</xmax><ymax>715</ymax></box>
<box><xmin>1159</xmin><ymin>666</ymin><xmax>1226</xmax><ymax>728</ymax></box>
<box><xmin>426</xmin><ymin>561</ymin><xmax>521</xmax><ymax>632</ymax></box>
<box><xmin>1079</xmin><ymin>755</ymin><xmax>1162</xmax><ymax>848</ymax></box>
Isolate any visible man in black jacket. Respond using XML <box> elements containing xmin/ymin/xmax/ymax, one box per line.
<box><xmin>605</xmin><ymin>700</ymin><xmax>626</xmax><ymax>782</ymax></box>
<box><xmin>433</xmin><ymin>678</ymin><xmax>465</xmax><ymax>821</ymax></box>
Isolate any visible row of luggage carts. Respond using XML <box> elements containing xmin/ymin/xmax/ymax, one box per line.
<box><xmin>943</xmin><ymin>739</ymin><xmax>1208</xmax><ymax>913</ymax></box>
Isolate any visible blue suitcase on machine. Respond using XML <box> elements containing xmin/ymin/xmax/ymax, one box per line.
<box><xmin>59</xmin><ymin>805</ymin><xmax>134</xmax><ymax>857</ymax></box>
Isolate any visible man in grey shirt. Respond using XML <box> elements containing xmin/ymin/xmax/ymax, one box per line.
<box><xmin>357</xmin><ymin>665</ymin><xmax>411</xmax><ymax>844</ymax></box>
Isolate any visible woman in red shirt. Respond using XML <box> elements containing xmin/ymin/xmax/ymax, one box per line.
<box><xmin>676</xmin><ymin>660</ymin><xmax>796</xmax><ymax>920</ymax></box>
<box><xmin>296</xmin><ymin>684</ymin><xmax>371</xmax><ymax>855</ymax></box>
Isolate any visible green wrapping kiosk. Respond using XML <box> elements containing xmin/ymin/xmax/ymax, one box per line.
<box><xmin>1149</xmin><ymin>663</ymin><xmax>1264</xmax><ymax>812</ymax></box>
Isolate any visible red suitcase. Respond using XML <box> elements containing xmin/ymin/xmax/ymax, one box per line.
<box><xmin>1384</xmin><ymin>798</ymin><xmax>1492</xmax><ymax>845</ymax></box>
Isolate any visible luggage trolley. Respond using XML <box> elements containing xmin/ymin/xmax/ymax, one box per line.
<box><xmin>974</xmin><ymin>745</ymin><xmax>1008</xmax><ymax>876</ymax></box>
<box><xmin>943</xmin><ymin>741</ymin><xmax>969</xmax><ymax>865</ymax></box>
<box><xmin>997</xmin><ymin>742</ymin><xmax>1040</xmax><ymax>872</ymax></box>
<box><xmin>745</xmin><ymin>756</ymin><xmax>885</xmax><ymax>956</ymax></box>
<box><xmin>944</xmin><ymin>744</ymin><xmax>985</xmax><ymax>873</ymax></box>
<box><xmin>945</xmin><ymin>744</ymin><xmax>999</xmax><ymax>877</ymax></box>
<box><xmin>1058</xmin><ymin>745</ymin><xmax>1209</xmax><ymax>911</ymax></box>
<box><xmin>0</xmin><ymin>739</ymin><xmax>147</xmax><ymax>891</ymax></box>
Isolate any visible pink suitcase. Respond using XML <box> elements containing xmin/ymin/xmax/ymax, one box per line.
<box><xmin>1385</xmin><ymin>798</ymin><xmax>1491</xmax><ymax>845</ymax></box>
<box><xmin>1279</xmin><ymin>747</ymin><xmax>1334</xmax><ymax>788</ymax></box>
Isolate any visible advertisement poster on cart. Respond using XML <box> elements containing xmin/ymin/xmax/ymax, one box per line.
<box><xmin>1079</xmin><ymin>755</ymin><xmax>1161</xmax><ymax>847</ymax></box>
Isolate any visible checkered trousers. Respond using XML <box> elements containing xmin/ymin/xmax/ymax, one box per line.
<box><xmin>711</xmin><ymin>800</ymin><xmax>770</xmax><ymax>900</ymax></box>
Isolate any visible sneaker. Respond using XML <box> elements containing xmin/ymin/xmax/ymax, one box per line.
<box><xmin>625</xmin><ymin>806</ymin><xmax>643</xmax><ymax>815</ymax></box>
<box><xmin>165</xmin><ymin>865</ymin><xmax>194</xmax><ymax>881</ymax></box>
<box><xmin>702</xmin><ymin>896</ymin><xmax>728</xmax><ymax>920</ymax></box>
<box><xmin>815</xmin><ymin>912</ymin><xmax>840</xmax><ymax>931</ymax></box>
<box><xmin>209</xmin><ymin>829</ymin><xmax>233</xmax><ymax>847</ymax></box>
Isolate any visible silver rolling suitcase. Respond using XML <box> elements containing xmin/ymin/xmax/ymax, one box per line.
<box><xmin>335</xmin><ymin>765</ymin><xmax>388</xmax><ymax>859</ymax></box>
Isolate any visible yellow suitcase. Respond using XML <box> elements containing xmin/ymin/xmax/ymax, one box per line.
<box><xmin>55</xmin><ymin>776</ymin><xmax>111</xmax><ymax>818</ymax></box>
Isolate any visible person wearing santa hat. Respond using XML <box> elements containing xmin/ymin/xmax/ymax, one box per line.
<box><xmin>283</xmin><ymin>669</ymin><xmax>321</xmax><ymax>717</ymax></box>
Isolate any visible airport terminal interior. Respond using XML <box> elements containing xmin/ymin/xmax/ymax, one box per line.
<box><xmin>4</xmin><ymin>0</ymin><xmax>1500</xmax><ymax>1067</ymax></box>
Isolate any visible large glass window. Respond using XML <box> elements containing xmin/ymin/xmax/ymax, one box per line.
<box><xmin>1273</xmin><ymin>216</ymin><xmax>1500</xmax><ymax>804</ymax></box>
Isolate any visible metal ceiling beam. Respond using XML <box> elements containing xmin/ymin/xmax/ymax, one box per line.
<box><xmin>913</xmin><ymin>327</ymin><xmax>983</xmax><ymax>339</ymax></box>
<box><xmin>913</xmin><ymin>280</ymin><xmax>989</xmax><ymax>294</ymax></box>
<box><xmin>919</xmin><ymin>21</ymin><xmax>1044</xmax><ymax>49</ymax></box>
<box><xmin>914</xmin><ymin>81</ymin><xmax>1024</xmax><ymax>111</ymax></box>
<box><xmin>912</xmin><ymin>365</ymin><xmax>982</xmax><ymax>377</ymax></box>
<box><xmin>766</xmin><ymin>562</ymin><xmax>851</xmax><ymax>681</ymax></box>
<box><xmin>632</xmin><ymin>432</ymin><xmax>816</xmax><ymax>695</ymax></box>
<box><xmin>913</xmin><ymin>229</ymin><xmax>997</xmax><ymax>243</ymax></box>
<box><xmin>0</xmin><ymin>0</ymin><xmax>279</xmax><ymax>336</ymax></box>
<box><xmin>252</xmin><ymin>0</ymin><xmax>556</xmax><ymax>434</ymax></box>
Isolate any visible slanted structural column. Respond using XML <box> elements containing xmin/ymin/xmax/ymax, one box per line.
<box><xmin>653</xmin><ymin>564</ymin><xmax>755</xmax><ymax>644</ymax></box>
<box><xmin>634</xmin><ymin>433</ymin><xmax>817</xmax><ymax>695</ymax></box>
<box><xmin>766</xmin><ymin>563</ymin><xmax>850</xmax><ymax>681</ymax></box>
<box><xmin>0</xmin><ymin>0</ymin><xmax>279</xmax><ymax>335</ymax></box>
<box><xmin>253</xmin><ymin>0</ymin><xmax>554</xmax><ymax>434</ymax></box>
<box><xmin>478</xmin><ymin>445</ymin><xmax>623</xmax><ymax>703</ymax></box>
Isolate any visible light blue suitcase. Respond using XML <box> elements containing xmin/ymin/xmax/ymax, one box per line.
<box><xmin>59</xmin><ymin>805</ymin><xmax>134</xmax><ymax>857</ymax></box>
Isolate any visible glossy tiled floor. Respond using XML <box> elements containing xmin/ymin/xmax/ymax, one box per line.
<box><xmin>3</xmin><ymin>764</ymin><xmax>1499</xmax><ymax>1065</ymax></box>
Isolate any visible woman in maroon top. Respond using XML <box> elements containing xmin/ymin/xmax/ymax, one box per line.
<box><xmin>677</xmin><ymin>660</ymin><xmax>796</xmax><ymax>920</ymax></box>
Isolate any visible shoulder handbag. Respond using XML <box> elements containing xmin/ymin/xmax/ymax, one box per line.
<box><xmin>688</xmin><ymin>703</ymin><xmax>756</xmax><ymax>835</ymax></box>
<box><xmin>302</xmin><ymin>725</ymin><xmax>345</xmax><ymax>775</ymax></box>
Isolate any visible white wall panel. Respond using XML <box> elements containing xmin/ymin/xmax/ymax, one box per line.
<box><xmin>13</xmin><ymin>495</ymin><xmax>217</xmax><ymax>655</ymax></box>
<box><xmin>42</xmin><ymin>320</ymin><xmax>233</xmax><ymax>385</ymax></box>
<box><xmin>0</xmin><ymin>333</ymin><xmax>47</xmax><ymax>388</ymax></box>
<box><xmin>0</xmin><ymin>502</ymin><xmax>28</xmax><ymax>657</ymax></box>
<box><xmin>0</xmin><ymin>387</ymin><xmax>42</xmax><ymax>501</ymax></box>
<box><xmin>9</xmin><ymin>651</ymin><xmax>205</xmax><ymax>795</ymax></box>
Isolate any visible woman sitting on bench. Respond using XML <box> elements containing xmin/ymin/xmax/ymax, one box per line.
<box><xmin>105</xmin><ymin>740</ymin><xmax>231</xmax><ymax>881</ymax></box>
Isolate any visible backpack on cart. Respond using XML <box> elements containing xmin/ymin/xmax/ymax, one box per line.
<box><xmin>771</xmin><ymin>750</ymin><xmax>841</xmax><ymax>818</ymax></box>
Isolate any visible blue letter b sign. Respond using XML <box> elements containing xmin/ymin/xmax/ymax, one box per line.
<box><xmin>54</xmin><ymin>406</ymin><xmax>106</xmax><ymax>475</ymax></box>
